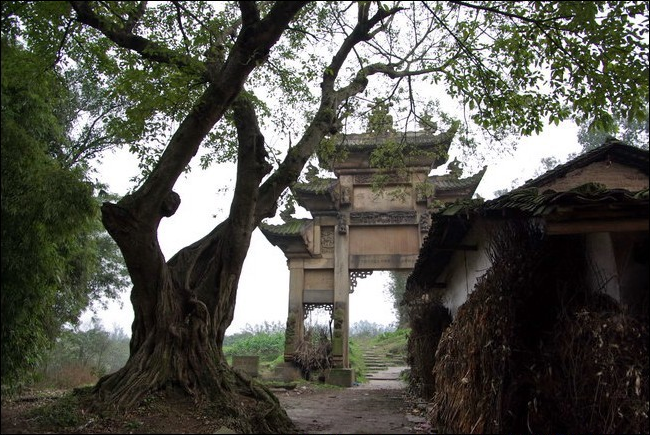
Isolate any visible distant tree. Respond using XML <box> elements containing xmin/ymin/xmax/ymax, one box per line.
<box><xmin>350</xmin><ymin>320</ymin><xmax>394</xmax><ymax>337</ymax></box>
<box><xmin>577</xmin><ymin>115</ymin><xmax>649</xmax><ymax>152</ymax></box>
<box><xmin>40</xmin><ymin>322</ymin><xmax>131</xmax><ymax>383</ymax></box>
<box><xmin>384</xmin><ymin>272</ymin><xmax>410</xmax><ymax>328</ymax></box>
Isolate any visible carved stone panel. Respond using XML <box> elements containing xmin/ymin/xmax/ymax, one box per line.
<box><xmin>337</xmin><ymin>213</ymin><xmax>348</xmax><ymax>234</ymax></box>
<box><xmin>349</xmin><ymin>270</ymin><xmax>373</xmax><ymax>293</ymax></box>
<box><xmin>352</xmin><ymin>186</ymin><xmax>412</xmax><ymax>211</ymax></box>
<box><xmin>354</xmin><ymin>173</ymin><xmax>409</xmax><ymax>184</ymax></box>
<box><xmin>321</xmin><ymin>227</ymin><xmax>335</xmax><ymax>254</ymax></box>
<box><xmin>304</xmin><ymin>269</ymin><xmax>334</xmax><ymax>291</ymax></box>
<box><xmin>349</xmin><ymin>226</ymin><xmax>420</xmax><ymax>256</ymax></box>
<box><xmin>340</xmin><ymin>187</ymin><xmax>351</xmax><ymax>206</ymax></box>
<box><xmin>419</xmin><ymin>213</ymin><xmax>431</xmax><ymax>233</ymax></box>
<box><xmin>349</xmin><ymin>211</ymin><xmax>417</xmax><ymax>225</ymax></box>
<box><xmin>303</xmin><ymin>303</ymin><xmax>333</xmax><ymax>320</ymax></box>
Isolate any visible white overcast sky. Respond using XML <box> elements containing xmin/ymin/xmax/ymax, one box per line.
<box><xmin>84</xmin><ymin>120</ymin><xmax>581</xmax><ymax>335</ymax></box>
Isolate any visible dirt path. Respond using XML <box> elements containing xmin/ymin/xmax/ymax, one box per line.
<box><xmin>275</xmin><ymin>367</ymin><xmax>431</xmax><ymax>434</ymax></box>
<box><xmin>1</xmin><ymin>367</ymin><xmax>433</xmax><ymax>434</ymax></box>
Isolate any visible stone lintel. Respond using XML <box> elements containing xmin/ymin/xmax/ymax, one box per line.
<box><xmin>349</xmin><ymin>254</ymin><xmax>419</xmax><ymax>270</ymax></box>
<box><xmin>315</xmin><ymin>216</ymin><xmax>338</xmax><ymax>226</ymax></box>
<box><xmin>349</xmin><ymin>211</ymin><xmax>417</xmax><ymax>225</ymax></box>
<box><xmin>303</xmin><ymin>258</ymin><xmax>335</xmax><ymax>269</ymax></box>
<box><xmin>336</xmin><ymin>167</ymin><xmax>431</xmax><ymax>180</ymax></box>
<box><xmin>304</xmin><ymin>289</ymin><xmax>334</xmax><ymax>304</ymax></box>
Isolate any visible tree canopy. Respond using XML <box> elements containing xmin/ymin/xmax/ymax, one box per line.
<box><xmin>3</xmin><ymin>2</ymin><xmax>647</xmax><ymax>176</ymax></box>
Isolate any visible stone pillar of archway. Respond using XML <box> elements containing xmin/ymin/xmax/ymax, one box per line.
<box><xmin>333</xmin><ymin>212</ymin><xmax>350</xmax><ymax>368</ymax></box>
<box><xmin>283</xmin><ymin>259</ymin><xmax>305</xmax><ymax>362</ymax></box>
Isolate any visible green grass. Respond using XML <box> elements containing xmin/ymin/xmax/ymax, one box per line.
<box><xmin>349</xmin><ymin>328</ymin><xmax>410</xmax><ymax>383</ymax></box>
<box><xmin>349</xmin><ymin>337</ymin><xmax>367</xmax><ymax>382</ymax></box>
<box><xmin>223</xmin><ymin>331</ymin><xmax>285</xmax><ymax>363</ymax></box>
<box><xmin>370</xmin><ymin>328</ymin><xmax>410</xmax><ymax>358</ymax></box>
<box><xmin>222</xmin><ymin>325</ymin><xmax>410</xmax><ymax>385</ymax></box>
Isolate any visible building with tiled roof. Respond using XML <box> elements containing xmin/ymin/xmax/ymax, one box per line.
<box><xmin>407</xmin><ymin>140</ymin><xmax>649</xmax><ymax>315</ymax></box>
<box><xmin>404</xmin><ymin>140</ymin><xmax>649</xmax><ymax>432</ymax></box>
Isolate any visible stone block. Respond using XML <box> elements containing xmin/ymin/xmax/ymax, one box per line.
<box><xmin>326</xmin><ymin>368</ymin><xmax>355</xmax><ymax>387</ymax></box>
<box><xmin>232</xmin><ymin>355</ymin><xmax>259</xmax><ymax>377</ymax></box>
<box><xmin>273</xmin><ymin>362</ymin><xmax>302</xmax><ymax>382</ymax></box>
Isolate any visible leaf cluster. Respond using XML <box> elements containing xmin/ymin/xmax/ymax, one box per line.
<box><xmin>1</xmin><ymin>40</ymin><xmax>129</xmax><ymax>387</ymax></box>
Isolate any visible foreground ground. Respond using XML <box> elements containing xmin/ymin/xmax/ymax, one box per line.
<box><xmin>1</xmin><ymin>367</ymin><xmax>432</xmax><ymax>434</ymax></box>
<box><xmin>276</xmin><ymin>366</ymin><xmax>431</xmax><ymax>434</ymax></box>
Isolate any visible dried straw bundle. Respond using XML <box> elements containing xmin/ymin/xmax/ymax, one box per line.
<box><xmin>427</xmin><ymin>222</ymin><xmax>648</xmax><ymax>433</ymax></box>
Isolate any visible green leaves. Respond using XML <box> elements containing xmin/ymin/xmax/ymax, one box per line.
<box><xmin>1</xmin><ymin>41</ymin><xmax>129</xmax><ymax>387</ymax></box>
<box><xmin>428</xmin><ymin>1</ymin><xmax>648</xmax><ymax>138</ymax></box>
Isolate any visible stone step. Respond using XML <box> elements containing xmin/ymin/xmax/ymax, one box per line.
<box><xmin>363</xmin><ymin>356</ymin><xmax>405</xmax><ymax>364</ymax></box>
<box><xmin>366</xmin><ymin>365</ymin><xmax>388</xmax><ymax>371</ymax></box>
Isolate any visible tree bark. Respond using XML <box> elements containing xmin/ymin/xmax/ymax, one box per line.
<box><xmin>86</xmin><ymin>3</ymin><xmax>407</xmax><ymax>431</ymax></box>
<box><xmin>94</xmin><ymin>96</ymin><xmax>292</xmax><ymax>432</ymax></box>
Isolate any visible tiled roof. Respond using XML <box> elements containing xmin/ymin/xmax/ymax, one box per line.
<box><xmin>336</xmin><ymin>128</ymin><xmax>456</xmax><ymax>148</ymax></box>
<box><xmin>322</xmin><ymin>127</ymin><xmax>458</xmax><ymax>171</ymax></box>
<box><xmin>293</xmin><ymin>177</ymin><xmax>337</xmax><ymax>194</ymax></box>
<box><xmin>408</xmin><ymin>183</ymin><xmax>649</xmax><ymax>294</ymax></box>
<box><xmin>259</xmin><ymin>219</ymin><xmax>313</xmax><ymax>237</ymax></box>
<box><xmin>430</xmin><ymin>166</ymin><xmax>487</xmax><ymax>192</ymax></box>
<box><xmin>520</xmin><ymin>139</ymin><xmax>649</xmax><ymax>189</ymax></box>
<box><xmin>439</xmin><ymin>183</ymin><xmax>649</xmax><ymax>219</ymax></box>
<box><xmin>482</xmin><ymin>184</ymin><xmax>648</xmax><ymax>217</ymax></box>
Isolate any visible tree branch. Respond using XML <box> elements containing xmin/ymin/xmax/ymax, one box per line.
<box><xmin>449</xmin><ymin>1</ymin><xmax>574</xmax><ymax>27</ymax></box>
<box><xmin>69</xmin><ymin>1</ymin><xmax>203</xmax><ymax>72</ymax></box>
<box><xmin>51</xmin><ymin>18</ymin><xmax>75</xmax><ymax>69</ymax></box>
<box><xmin>123</xmin><ymin>1</ymin><xmax>308</xmax><ymax>220</ymax></box>
<box><xmin>123</xmin><ymin>1</ymin><xmax>147</xmax><ymax>33</ymax></box>
<box><xmin>172</xmin><ymin>2</ymin><xmax>191</xmax><ymax>55</ymax></box>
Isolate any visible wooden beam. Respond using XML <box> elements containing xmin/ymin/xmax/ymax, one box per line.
<box><xmin>436</xmin><ymin>244</ymin><xmax>478</xmax><ymax>251</ymax></box>
<box><xmin>546</xmin><ymin>218</ymin><xmax>649</xmax><ymax>235</ymax></box>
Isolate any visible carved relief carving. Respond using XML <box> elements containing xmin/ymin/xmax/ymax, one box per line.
<box><xmin>303</xmin><ymin>303</ymin><xmax>333</xmax><ymax>320</ymax></box>
<box><xmin>340</xmin><ymin>187</ymin><xmax>351</xmax><ymax>206</ymax></box>
<box><xmin>338</xmin><ymin>213</ymin><xmax>348</xmax><ymax>234</ymax></box>
<box><xmin>419</xmin><ymin>213</ymin><xmax>431</xmax><ymax>233</ymax></box>
<box><xmin>354</xmin><ymin>173</ymin><xmax>409</xmax><ymax>184</ymax></box>
<box><xmin>321</xmin><ymin>227</ymin><xmax>334</xmax><ymax>253</ymax></box>
<box><xmin>349</xmin><ymin>270</ymin><xmax>373</xmax><ymax>293</ymax></box>
<box><xmin>349</xmin><ymin>211</ymin><xmax>417</xmax><ymax>225</ymax></box>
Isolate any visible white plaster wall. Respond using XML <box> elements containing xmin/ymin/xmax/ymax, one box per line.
<box><xmin>440</xmin><ymin>223</ymin><xmax>493</xmax><ymax>317</ymax></box>
<box><xmin>440</xmin><ymin>226</ymin><xmax>625</xmax><ymax>319</ymax></box>
<box><xmin>585</xmin><ymin>232</ymin><xmax>620</xmax><ymax>301</ymax></box>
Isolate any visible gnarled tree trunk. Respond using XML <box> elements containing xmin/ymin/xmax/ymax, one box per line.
<box><xmin>81</xmin><ymin>3</ymin><xmax>401</xmax><ymax>432</ymax></box>
<box><xmin>94</xmin><ymin>98</ymin><xmax>292</xmax><ymax>432</ymax></box>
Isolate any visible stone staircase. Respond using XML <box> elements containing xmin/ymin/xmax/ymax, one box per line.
<box><xmin>363</xmin><ymin>346</ymin><xmax>406</xmax><ymax>380</ymax></box>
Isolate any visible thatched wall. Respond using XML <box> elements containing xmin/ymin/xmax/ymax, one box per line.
<box><xmin>423</xmin><ymin>222</ymin><xmax>648</xmax><ymax>433</ymax></box>
<box><xmin>406</xmin><ymin>299</ymin><xmax>451</xmax><ymax>399</ymax></box>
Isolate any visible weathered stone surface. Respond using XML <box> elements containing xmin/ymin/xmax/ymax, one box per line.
<box><xmin>232</xmin><ymin>355</ymin><xmax>259</xmax><ymax>377</ymax></box>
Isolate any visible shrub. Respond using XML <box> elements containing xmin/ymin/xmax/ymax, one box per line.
<box><xmin>223</xmin><ymin>330</ymin><xmax>285</xmax><ymax>362</ymax></box>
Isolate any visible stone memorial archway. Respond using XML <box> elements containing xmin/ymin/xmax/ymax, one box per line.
<box><xmin>261</xmin><ymin>128</ymin><xmax>485</xmax><ymax>386</ymax></box>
